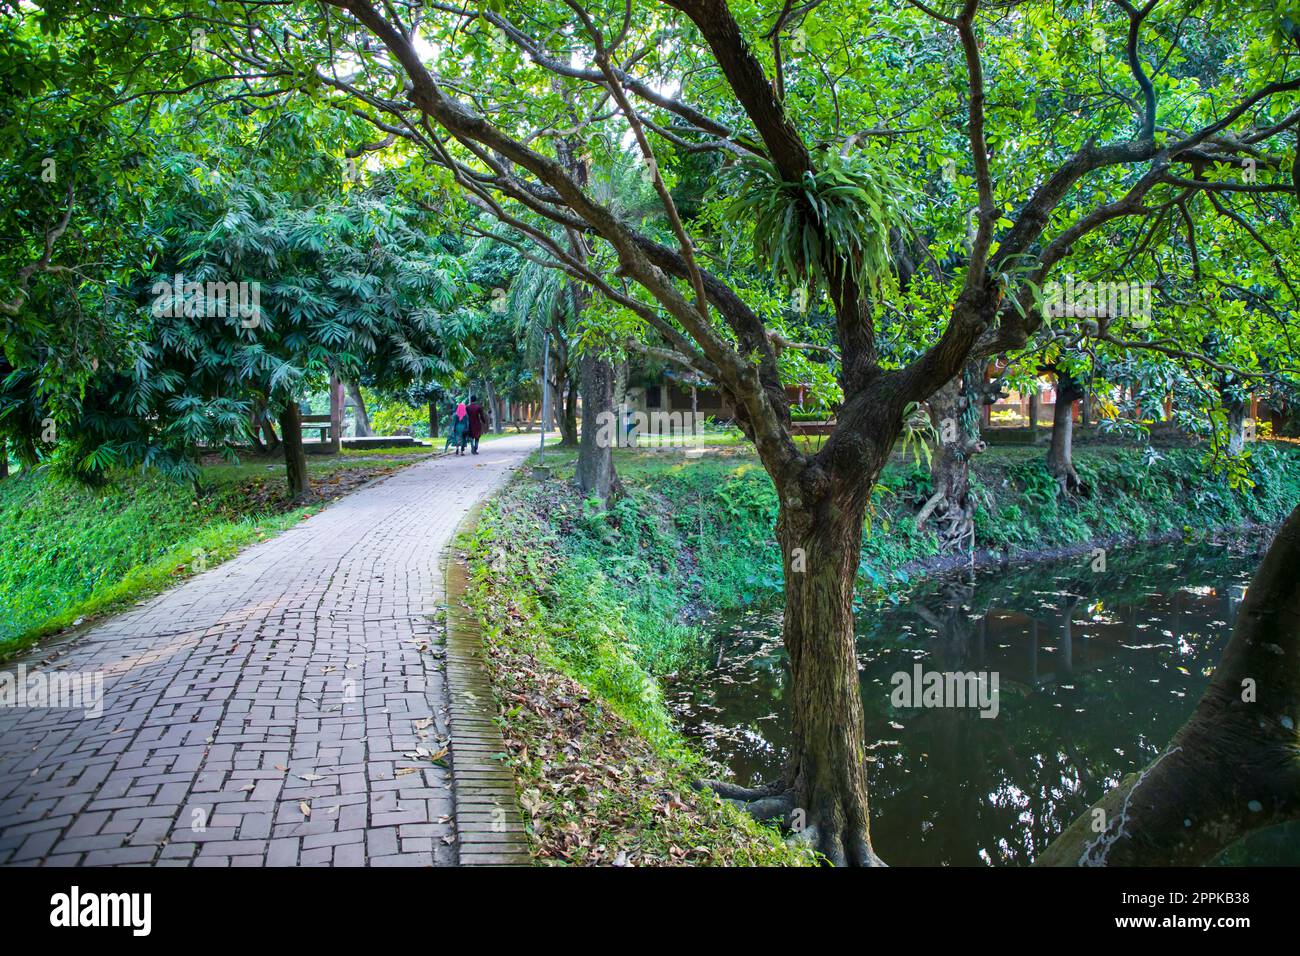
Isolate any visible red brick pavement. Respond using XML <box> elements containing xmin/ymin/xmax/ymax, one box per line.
<box><xmin>0</xmin><ymin>436</ymin><xmax>535</xmax><ymax>866</ymax></box>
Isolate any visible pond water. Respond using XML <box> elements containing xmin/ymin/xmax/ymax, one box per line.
<box><xmin>667</xmin><ymin>540</ymin><xmax>1300</xmax><ymax>866</ymax></box>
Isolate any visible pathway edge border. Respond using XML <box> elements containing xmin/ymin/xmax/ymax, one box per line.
<box><xmin>441</xmin><ymin>487</ymin><xmax>532</xmax><ymax>867</ymax></box>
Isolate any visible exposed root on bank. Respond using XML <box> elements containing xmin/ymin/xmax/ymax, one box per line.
<box><xmin>917</xmin><ymin>488</ymin><xmax>977</xmax><ymax>554</ymax></box>
<box><xmin>696</xmin><ymin>777</ymin><xmax>888</xmax><ymax>866</ymax></box>
<box><xmin>696</xmin><ymin>777</ymin><xmax>796</xmax><ymax>823</ymax></box>
<box><xmin>1047</xmin><ymin>455</ymin><xmax>1087</xmax><ymax>498</ymax></box>
<box><xmin>694</xmin><ymin>778</ymin><xmax>779</xmax><ymax>802</ymax></box>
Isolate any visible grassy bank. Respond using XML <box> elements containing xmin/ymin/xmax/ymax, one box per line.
<box><xmin>0</xmin><ymin>448</ymin><xmax>431</xmax><ymax>659</ymax></box>
<box><xmin>462</xmin><ymin>439</ymin><xmax>1300</xmax><ymax>864</ymax></box>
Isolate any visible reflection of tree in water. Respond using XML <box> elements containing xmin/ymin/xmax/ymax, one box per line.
<box><xmin>672</xmin><ymin>541</ymin><xmax>1266</xmax><ymax>865</ymax></box>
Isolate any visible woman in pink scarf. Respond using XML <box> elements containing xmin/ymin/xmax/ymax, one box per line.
<box><xmin>450</xmin><ymin>401</ymin><xmax>470</xmax><ymax>455</ymax></box>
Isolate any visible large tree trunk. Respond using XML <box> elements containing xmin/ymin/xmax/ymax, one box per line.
<box><xmin>346</xmin><ymin>381</ymin><xmax>371</xmax><ymax>437</ymax></box>
<box><xmin>278</xmin><ymin>404</ymin><xmax>310</xmax><ymax>503</ymax></box>
<box><xmin>575</xmin><ymin>351</ymin><xmax>618</xmax><ymax>507</ymax></box>
<box><xmin>916</xmin><ymin>365</ymin><xmax>986</xmax><ymax>552</ymax></box>
<box><xmin>1046</xmin><ymin>369</ymin><xmax>1084</xmax><ymax>494</ymax></box>
<box><xmin>1038</xmin><ymin>503</ymin><xmax>1300</xmax><ymax>865</ymax></box>
<box><xmin>776</xmin><ymin>487</ymin><xmax>884</xmax><ymax>866</ymax></box>
<box><xmin>700</xmin><ymin>470</ymin><xmax>891</xmax><ymax>867</ymax></box>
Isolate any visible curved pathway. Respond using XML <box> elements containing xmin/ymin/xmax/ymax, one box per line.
<box><xmin>0</xmin><ymin>435</ymin><xmax>535</xmax><ymax>866</ymax></box>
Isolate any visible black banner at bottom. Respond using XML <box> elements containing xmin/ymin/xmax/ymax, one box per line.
<box><xmin>0</xmin><ymin>864</ymin><xmax>1282</xmax><ymax>942</ymax></box>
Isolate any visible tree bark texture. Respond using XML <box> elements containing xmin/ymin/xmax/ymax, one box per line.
<box><xmin>916</xmin><ymin>365</ymin><xmax>987</xmax><ymax>553</ymax></box>
<box><xmin>575</xmin><ymin>350</ymin><xmax>618</xmax><ymax>507</ymax></box>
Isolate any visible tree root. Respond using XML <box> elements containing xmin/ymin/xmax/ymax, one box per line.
<box><xmin>915</xmin><ymin>486</ymin><xmax>948</xmax><ymax>530</ymax></box>
<box><xmin>786</xmin><ymin>822</ymin><xmax>887</xmax><ymax>866</ymax></box>
<box><xmin>698</xmin><ymin>778</ymin><xmax>799</xmax><ymax>825</ymax></box>
<box><xmin>725</xmin><ymin>793</ymin><xmax>795</xmax><ymax>823</ymax></box>
<box><xmin>1048</xmin><ymin>460</ymin><xmax>1085</xmax><ymax>498</ymax></box>
<box><xmin>694</xmin><ymin>778</ymin><xmax>780</xmax><ymax>802</ymax></box>
<box><xmin>698</xmin><ymin>778</ymin><xmax>888</xmax><ymax>865</ymax></box>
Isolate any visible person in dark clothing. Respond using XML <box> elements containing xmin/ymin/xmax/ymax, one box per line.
<box><xmin>466</xmin><ymin>394</ymin><xmax>489</xmax><ymax>454</ymax></box>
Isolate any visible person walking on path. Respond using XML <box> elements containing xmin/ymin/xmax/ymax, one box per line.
<box><xmin>466</xmin><ymin>394</ymin><xmax>489</xmax><ymax>454</ymax></box>
<box><xmin>450</xmin><ymin>401</ymin><xmax>470</xmax><ymax>455</ymax></box>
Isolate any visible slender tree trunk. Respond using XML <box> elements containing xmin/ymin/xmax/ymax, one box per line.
<box><xmin>0</xmin><ymin>437</ymin><xmax>7</xmax><ymax>479</ymax></box>
<box><xmin>262</xmin><ymin>420</ymin><xmax>282</xmax><ymax>453</ymax></box>
<box><xmin>328</xmin><ymin>374</ymin><xmax>343</xmax><ymax>454</ymax></box>
<box><xmin>575</xmin><ymin>351</ymin><xmax>618</xmax><ymax>507</ymax></box>
<box><xmin>557</xmin><ymin>369</ymin><xmax>579</xmax><ymax>447</ymax></box>
<box><xmin>249</xmin><ymin>404</ymin><xmax>267</xmax><ymax>453</ymax></box>
<box><xmin>613</xmin><ymin>359</ymin><xmax>629</xmax><ymax>408</ymax></box>
<box><xmin>555</xmin><ymin>99</ymin><xmax>589</xmax><ymax>456</ymax></box>
<box><xmin>278</xmin><ymin>404</ymin><xmax>310</xmax><ymax>503</ymax></box>
<box><xmin>555</xmin><ymin>130</ymin><xmax>618</xmax><ymax>502</ymax></box>
<box><xmin>1039</xmin><ymin>503</ymin><xmax>1300</xmax><ymax>865</ymax></box>
<box><xmin>1046</xmin><ymin>370</ymin><xmax>1084</xmax><ymax>494</ymax></box>
<box><xmin>346</xmin><ymin>381</ymin><xmax>372</xmax><ymax>437</ymax></box>
<box><xmin>546</xmin><ymin>339</ymin><xmax>579</xmax><ymax>447</ymax></box>
<box><xmin>429</xmin><ymin>402</ymin><xmax>439</xmax><ymax>438</ymax></box>
<box><xmin>546</xmin><ymin>376</ymin><xmax>563</xmax><ymax>435</ymax></box>
<box><xmin>1226</xmin><ymin>400</ymin><xmax>1247</xmax><ymax>455</ymax></box>
<box><xmin>254</xmin><ymin>401</ymin><xmax>282</xmax><ymax>454</ymax></box>
<box><xmin>483</xmin><ymin>380</ymin><xmax>502</xmax><ymax>433</ymax></box>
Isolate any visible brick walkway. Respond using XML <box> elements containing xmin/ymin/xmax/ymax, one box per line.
<box><xmin>0</xmin><ymin>435</ymin><xmax>535</xmax><ymax>866</ymax></box>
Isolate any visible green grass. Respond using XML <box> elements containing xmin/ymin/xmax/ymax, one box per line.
<box><xmin>0</xmin><ymin>450</ymin><xmax>427</xmax><ymax>659</ymax></box>
<box><xmin>463</xmin><ymin>490</ymin><xmax>813</xmax><ymax>865</ymax></box>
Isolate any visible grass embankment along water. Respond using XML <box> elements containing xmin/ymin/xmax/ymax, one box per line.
<box><xmin>0</xmin><ymin>446</ymin><xmax>434</xmax><ymax>659</ymax></box>
<box><xmin>462</xmin><ymin>439</ymin><xmax>1300</xmax><ymax>864</ymax></box>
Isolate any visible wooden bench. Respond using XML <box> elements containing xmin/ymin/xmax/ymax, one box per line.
<box><xmin>300</xmin><ymin>413</ymin><xmax>335</xmax><ymax>443</ymax></box>
<box><xmin>790</xmin><ymin>419</ymin><xmax>835</xmax><ymax>436</ymax></box>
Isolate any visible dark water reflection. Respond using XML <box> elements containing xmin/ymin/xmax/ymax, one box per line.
<box><xmin>668</xmin><ymin>541</ymin><xmax>1300</xmax><ymax>866</ymax></box>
